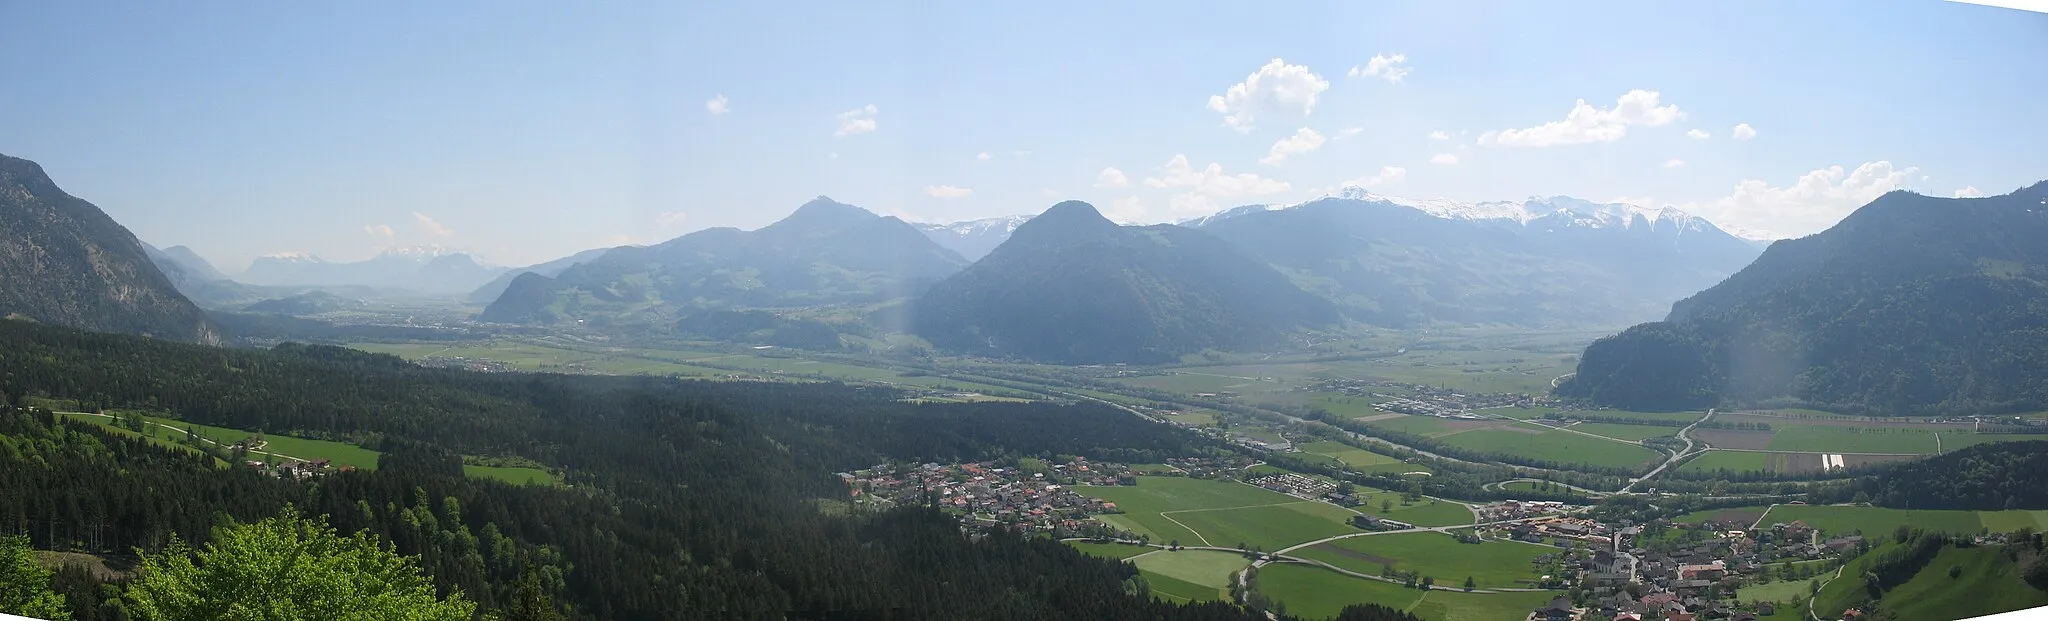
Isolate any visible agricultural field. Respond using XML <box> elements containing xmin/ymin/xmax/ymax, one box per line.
<box><xmin>1348</xmin><ymin>493</ymin><xmax>1475</xmax><ymax>528</ymax></box>
<box><xmin>1254</xmin><ymin>562</ymin><xmax>1561</xmax><ymax>621</ymax></box>
<box><xmin>1292</xmin><ymin>532</ymin><xmax>1549</xmax><ymax>589</ymax></box>
<box><xmin>1077</xmin><ymin>477</ymin><xmax>1358</xmax><ymax>550</ymax></box>
<box><xmin>1733</xmin><ymin>577</ymin><xmax>1812</xmax><ymax>607</ymax></box>
<box><xmin>1357</xmin><ymin>413</ymin><xmax>1461</xmax><ymax>436</ymax></box>
<box><xmin>1068</xmin><ymin>541</ymin><xmax>1155</xmax><ymax>560</ymax></box>
<box><xmin>1295</xmin><ymin>441</ymin><xmax>1401</xmax><ymax>470</ymax></box>
<box><xmin>64</xmin><ymin>411</ymin><xmax>381</xmax><ymax>470</ymax></box>
<box><xmin>1764</xmin><ymin>426</ymin><xmax>1942</xmax><ymax>454</ymax></box>
<box><xmin>1433</xmin><ymin>424</ymin><xmax>1661</xmax><ymax>470</ymax></box>
<box><xmin>462</xmin><ymin>464</ymin><xmax>558</xmax><ymax>486</ymax></box>
<box><xmin>1677</xmin><ymin>505</ymin><xmax>2044</xmax><ymax>537</ymax></box>
<box><xmin>55</xmin><ymin>413</ymin><xmax>226</xmax><ymax>467</ymax></box>
<box><xmin>63</xmin><ymin>411</ymin><xmax>563</xmax><ymax>486</ymax></box>
<box><xmin>1555</xmin><ymin>421</ymin><xmax>1675</xmax><ymax>442</ymax></box>
<box><xmin>1674</xmin><ymin>450</ymin><xmax>1921</xmax><ymax>476</ymax></box>
<box><xmin>1130</xmin><ymin>550</ymin><xmax>1249</xmax><ymax>602</ymax></box>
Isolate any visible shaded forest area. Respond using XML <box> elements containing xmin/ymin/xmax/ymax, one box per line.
<box><xmin>0</xmin><ymin>320</ymin><xmax>1264</xmax><ymax>620</ymax></box>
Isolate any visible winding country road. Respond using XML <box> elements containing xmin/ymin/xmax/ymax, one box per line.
<box><xmin>70</xmin><ymin>412</ymin><xmax>312</xmax><ymax>464</ymax></box>
<box><xmin>1618</xmin><ymin>408</ymin><xmax>1715</xmax><ymax>494</ymax></box>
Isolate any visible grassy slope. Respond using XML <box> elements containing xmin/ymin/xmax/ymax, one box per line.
<box><xmin>1256</xmin><ymin>562</ymin><xmax>1560</xmax><ymax>621</ymax></box>
<box><xmin>1294</xmin><ymin>532</ymin><xmax>1549</xmax><ymax>588</ymax></box>
<box><xmin>1816</xmin><ymin>543</ymin><xmax>2048</xmax><ymax>621</ymax></box>
<box><xmin>1079</xmin><ymin>477</ymin><xmax>1354</xmax><ymax>550</ymax></box>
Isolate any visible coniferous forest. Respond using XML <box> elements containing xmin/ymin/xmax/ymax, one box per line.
<box><xmin>0</xmin><ymin>320</ymin><xmax>1267</xmax><ymax>620</ymax></box>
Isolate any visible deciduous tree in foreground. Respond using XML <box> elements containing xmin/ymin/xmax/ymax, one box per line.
<box><xmin>125</xmin><ymin>506</ymin><xmax>475</xmax><ymax>621</ymax></box>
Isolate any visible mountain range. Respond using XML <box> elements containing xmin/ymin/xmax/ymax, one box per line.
<box><xmin>909</xmin><ymin>200</ymin><xmax>1340</xmax><ymax>364</ymax></box>
<box><xmin>478</xmin><ymin>197</ymin><xmax>967</xmax><ymax>324</ymax></box>
<box><xmin>240</xmin><ymin>246</ymin><xmax>506</xmax><ymax>295</ymax></box>
<box><xmin>915</xmin><ymin>215</ymin><xmax>1034</xmax><ymax>261</ymax></box>
<box><xmin>1557</xmin><ymin>182</ymin><xmax>2048</xmax><ymax>415</ymax></box>
<box><xmin>1180</xmin><ymin>188</ymin><xmax>1761</xmax><ymax>328</ymax></box>
<box><xmin>465</xmin><ymin>246</ymin><xmax>621</xmax><ymax>305</ymax></box>
<box><xmin>0</xmin><ymin>153</ymin><xmax>220</xmax><ymax>344</ymax></box>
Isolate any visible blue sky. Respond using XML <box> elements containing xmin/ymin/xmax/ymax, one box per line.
<box><xmin>2</xmin><ymin>1</ymin><xmax>2045</xmax><ymax>269</ymax></box>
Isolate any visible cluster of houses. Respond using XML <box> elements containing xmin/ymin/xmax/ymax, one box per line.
<box><xmin>416</xmin><ymin>356</ymin><xmax>516</xmax><ymax>373</ymax></box>
<box><xmin>1160</xmin><ymin>455</ymin><xmax>1257</xmax><ymax>479</ymax></box>
<box><xmin>838</xmin><ymin>458</ymin><xmax>1134</xmax><ymax>534</ymax></box>
<box><xmin>1474</xmin><ymin>499</ymin><xmax>1573</xmax><ymax>522</ymax></box>
<box><xmin>1500</xmin><ymin>516</ymin><xmax>1617</xmax><ymax>549</ymax></box>
<box><xmin>245</xmin><ymin>457</ymin><xmax>346</xmax><ymax>480</ymax></box>
<box><xmin>1299</xmin><ymin>378</ymin><xmax>1540</xmax><ymax>413</ymax></box>
<box><xmin>1247</xmin><ymin>472</ymin><xmax>1337</xmax><ymax>500</ymax></box>
<box><xmin>1533</xmin><ymin>517</ymin><xmax>1872</xmax><ymax>620</ymax></box>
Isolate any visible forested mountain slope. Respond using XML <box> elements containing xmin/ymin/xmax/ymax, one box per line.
<box><xmin>911</xmin><ymin>201</ymin><xmax>1340</xmax><ymax>364</ymax></box>
<box><xmin>0</xmin><ymin>319</ymin><xmax>1263</xmax><ymax>621</ymax></box>
<box><xmin>1187</xmin><ymin>189</ymin><xmax>1758</xmax><ymax>328</ymax></box>
<box><xmin>1557</xmin><ymin>183</ymin><xmax>2048</xmax><ymax>414</ymax></box>
<box><xmin>481</xmin><ymin>197</ymin><xmax>966</xmax><ymax>325</ymax></box>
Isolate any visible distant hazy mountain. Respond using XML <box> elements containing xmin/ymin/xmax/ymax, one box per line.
<box><xmin>240</xmin><ymin>290</ymin><xmax>367</xmax><ymax>316</ymax></box>
<box><xmin>144</xmin><ymin>244</ymin><xmax>229</xmax><ymax>282</ymax></box>
<box><xmin>0</xmin><ymin>153</ymin><xmax>220</xmax><ymax>344</ymax></box>
<box><xmin>1183</xmin><ymin>187</ymin><xmax>1760</xmax><ymax>328</ymax></box>
<box><xmin>466</xmin><ymin>246</ymin><xmax>622</xmax><ymax>305</ymax></box>
<box><xmin>241</xmin><ymin>246</ymin><xmax>507</xmax><ymax>295</ymax></box>
<box><xmin>479</xmin><ymin>197</ymin><xmax>968</xmax><ymax>324</ymax></box>
<box><xmin>1557</xmin><ymin>182</ymin><xmax>2048</xmax><ymax>415</ymax></box>
<box><xmin>910</xmin><ymin>200</ymin><xmax>1340</xmax><ymax>364</ymax></box>
<box><xmin>914</xmin><ymin>215</ymin><xmax>1033</xmax><ymax>261</ymax></box>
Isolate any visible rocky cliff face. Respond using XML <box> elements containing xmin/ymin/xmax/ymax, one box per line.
<box><xmin>0</xmin><ymin>154</ymin><xmax>220</xmax><ymax>344</ymax></box>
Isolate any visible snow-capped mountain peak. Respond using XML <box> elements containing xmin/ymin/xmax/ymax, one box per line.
<box><xmin>258</xmin><ymin>251</ymin><xmax>325</xmax><ymax>263</ymax></box>
<box><xmin>914</xmin><ymin>215</ymin><xmax>1039</xmax><ymax>261</ymax></box>
<box><xmin>1192</xmin><ymin>186</ymin><xmax>1718</xmax><ymax>233</ymax></box>
<box><xmin>376</xmin><ymin>245</ymin><xmax>456</xmax><ymax>260</ymax></box>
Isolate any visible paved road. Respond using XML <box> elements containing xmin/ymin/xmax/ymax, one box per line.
<box><xmin>1069</xmin><ymin>538</ymin><xmax>1553</xmax><ymax>595</ymax></box>
<box><xmin>1483</xmin><ymin>478</ymin><xmax>1610</xmax><ymax>496</ymax></box>
<box><xmin>1618</xmin><ymin>408</ymin><xmax>1715</xmax><ymax>494</ymax></box>
<box><xmin>70</xmin><ymin>412</ymin><xmax>312</xmax><ymax>464</ymax></box>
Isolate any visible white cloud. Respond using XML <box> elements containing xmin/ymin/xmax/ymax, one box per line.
<box><xmin>1335</xmin><ymin>127</ymin><xmax>1363</xmax><ymax>140</ymax></box>
<box><xmin>1609</xmin><ymin>196</ymin><xmax>1657</xmax><ymax>206</ymax></box>
<box><xmin>1686</xmin><ymin>128</ymin><xmax>1710</xmax><ymax>140</ymax></box>
<box><xmin>1105</xmin><ymin>196</ymin><xmax>1148</xmax><ymax>222</ymax></box>
<box><xmin>362</xmin><ymin>224</ymin><xmax>394</xmax><ymax>238</ymax></box>
<box><xmin>657</xmin><ymin>211</ymin><xmax>690</xmax><ymax>227</ymax></box>
<box><xmin>1142</xmin><ymin>154</ymin><xmax>1292</xmax><ymax>216</ymax></box>
<box><xmin>1953</xmin><ymin>186</ymin><xmax>1985</xmax><ymax>198</ymax></box>
<box><xmin>1342</xmin><ymin>165</ymin><xmax>1408</xmax><ymax>188</ymax></box>
<box><xmin>1429</xmin><ymin>153</ymin><xmax>1459</xmax><ymax>165</ymax></box>
<box><xmin>411</xmin><ymin>212</ymin><xmax>452</xmax><ymax>237</ymax></box>
<box><xmin>976</xmin><ymin>151</ymin><xmax>992</xmax><ymax>161</ymax></box>
<box><xmin>1095</xmin><ymin>167</ymin><xmax>1130</xmax><ymax>189</ymax></box>
<box><xmin>1206</xmin><ymin>58</ymin><xmax>1330</xmax><ymax>133</ymax></box>
<box><xmin>1040</xmin><ymin>188</ymin><xmax>1062</xmax><ymax>199</ymax></box>
<box><xmin>1481</xmin><ymin>89</ymin><xmax>1685</xmax><ymax>148</ymax></box>
<box><xmin>1428</xmin><ymin>130</ymin><xmax>1450</xmax><ymax>140</ymax></box>
<box><xmin>600</xmin><ymin>233</ymin><xmax>642</xmax><ymax>247</ymax></box>
<box><xmin>834</xmin><ymin>104</ymin><xmax>878</xmax><ymax>137</ymax></box>
<box><xmin>1259</xmin><ymin>127</ymin><xmax>1327</xmax><ymax>166</ymax></box>
<box><xmin>706</xmin><ymin>94</ymin><xmax>729</xmax><ymax>116</ymax></box>
<box><xmin>1687</xmin><ymin>161</ymin><xmax>1919</xmax><ymax>239</ymax></box>
<box><xmin>827</xmin><ymin>152</ymin><xmax>839</xmax><ymax>160</ymax></box>
<box><xmin>1347</xmin><ymin>53</ymin><xmax>1411</xmax><ymax>83</ymax></box>
<box><xmin>925</xmin><ymin>185</ymin><xmax>973</xmax><ymax>199</ymax></box>
<box><xmin>1732</xmin><ymin>123</ymin><xmax>1757</xmax><ymax>140</ymax></box>
<box><xmin>1664</xmin><ymin>159</ymin><xmax>1686</xmax><ymax>169</ymax></box>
